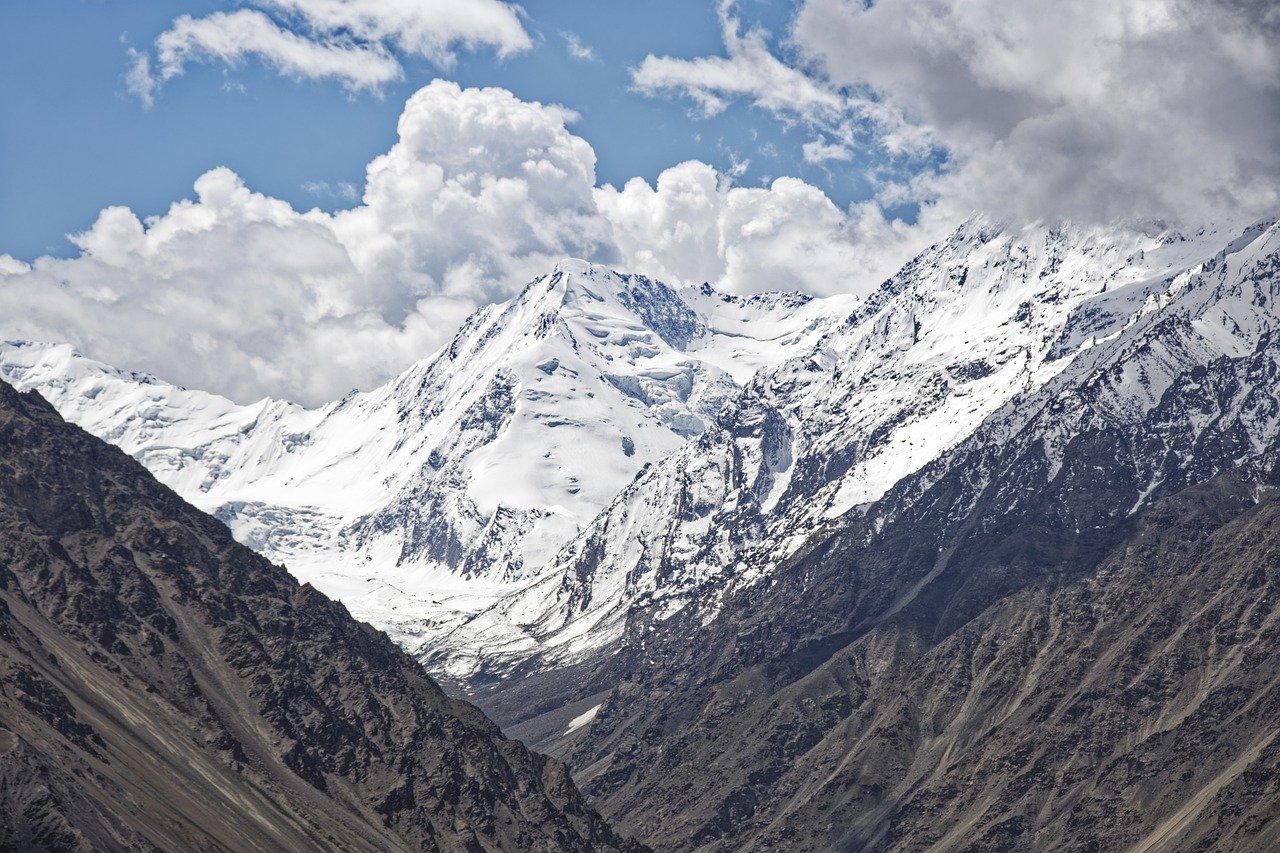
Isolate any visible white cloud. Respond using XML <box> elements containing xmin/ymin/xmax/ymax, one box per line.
<box><xmin>0</xmin><ymin>255</ymin><xmax>30</xmax><ymax>276</ymax></box>
<box><xmin>1</xmin><ymin>81</ymin><xmax>924</xmax><ymax>405</ymax></box>
<box><xmin>598</xmin><ymin>160</ymin><xmax>929</xmax><ymax>297</ymax></box>
<box><xmin>631</xmin><ymin>0</ymin><xmax>1280</xmax><ymax>227</ymax></box>
<box><xmin>0</xmin><ymin>82</ymin><xmax>613</xmax><ymax>404</ymax></box>
<box><xmin>130</xmin><ymin>0</ymin><xmax>529</xmax><ymax>103</ymax></box>
<box><xmin>150</xmin><ymin>10</ymin><xmax>403</xmax><ymax>95</ymax></box>
<box><xmin>68</xmin><ymin>1</ymin><xmax>1276</xmax><ymax>409</ymax></box>
<box><xmin>330</xmin><ymin>80</ymin><xmax>613</xmax><ymax>312</ymax></box>
<box><xmin>631</xmin><ymin>1</ymin><xmax>931</xmax><ymax>164</ymax></box>
<box><xmin>1</xmin><ymin>169</ymin><xmax>390</xmax><ymax>405</ymax></box>
<box><xmin>260</xmin><ymin>0</ymin><xmax>531</xmax><ymax>64</ymax></box>
<box><xmin>562</xmin><ymin>32</ymin><xmax>598</xmax><ymax>63</ymax></box>
<box><xmin>124</xmin><ymin>49</ymin><xmax>158</xmax><ymax>107</ymax></box>
<box><xmin>831</xmin><ymin>0</ymin><xmax>1280</xmax><ymax>224</ymax></box>
<box><xmin>633</xmin><ymin>1</ymin><xmax>843</xmax><ymax>119</ymax></box>
<box><xmin>303</xmin><ymin>180</ymin><xmax>361</xmax><ymax>201</ymax></box>
<box><xmin>802</xmin><ymin>139</ymin><xmax>853</xmax><ymax>164</ymax></box>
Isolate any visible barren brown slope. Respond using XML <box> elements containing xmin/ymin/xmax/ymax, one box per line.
<box><xmin>836</xmin><ymin>467</ymin><xmax>1280</xmax><ymax>852</ymax></box>
<box><xmin>0</xmin><ymin>379</ymin><xmax>640</xmax><ymax>852</ymax></box>
<box><xmin>712</xmin><ymin>467</ymin><xmax>1280</xmax><ymax>852</ymax></box>
<box><xmin>558</xmin><ymin>312</ymin><xmax>1280</xmax><ymax>849</ymax></box>
<box><xmin>568</xmin><ymin>460</ymin><xmax>1280</xmax><ymax>852</ymax></box>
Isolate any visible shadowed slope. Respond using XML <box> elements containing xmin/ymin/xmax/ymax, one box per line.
<box><xmin>0</xmin><ymin>380</ymin><xmax>639</xmax><ymax>852</ymax></box>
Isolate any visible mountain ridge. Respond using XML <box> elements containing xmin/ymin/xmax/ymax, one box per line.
<box><xmin>450</xmin><ymin>216</ymin><xmax>1273</xmax><ymax>686</ymax></box>
<box><xmin>4</xmin><ymin>217</ymin><xmax>1273</xmax><ymax>692</ymax></box>
<box><xmin>0</xmin><ymin>377</ymin><xmax>640</xmax><ymax>851</ymax></box>
<box><xmin>538</xmin><ymin>216</ymin><xmax>1280</xmax><ymax>850</ymax></box>
<box><xmin>0</xmin><ymin>266</ymin><xmax>848</xmax><ymax>682</ymax></box>
<box><xmin>5</xmin><ymin>213</ymin><xmax>1280</xmax><ymax>850</ymax></box>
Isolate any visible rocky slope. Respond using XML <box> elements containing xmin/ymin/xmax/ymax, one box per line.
<box><xmin>0</xmin><ymin>379</ymin><xmax>638</xmax><ymax>851</ymax></box>
<box><xmin>577</xmin><ymin>463</ymin><xmax>1280</xmax><ymax>851</ymax></box>
<box><xmin>543</xmin><ymin>217</ymin><xmax>1280</xmax><ymax>849</ymax></box>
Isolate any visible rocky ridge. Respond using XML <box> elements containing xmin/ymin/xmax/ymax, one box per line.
<box><xmin>0</xmin><ymin>379</ymin><xmax>639</xmax><ymax>852</ymax></box>
<box><xmin>456</xmin><ymin>218</ymin><xmax>1273</xmax><ymax>684</ymax></box>
<box><xmin>545</xmin><ymin>218</ymin><xmax>1280</xmax><ymax>850</ymax></box>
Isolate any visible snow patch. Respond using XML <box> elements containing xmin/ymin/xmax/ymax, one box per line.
<box><xmin>564</xmin><ymin>703</ymin><xmax>601</xmax><ymax>736</ymax></box>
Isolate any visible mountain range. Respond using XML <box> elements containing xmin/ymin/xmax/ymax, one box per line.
<box><xmin>0</xmin><ymin>261</ymin><xmax>849</xmax><ymax>684</ymax></box>
<box><xmin>552</xmin><ymin>215</ymin><xmax>1280</xmax><ymax>849</ymax></box>
<box><xmin>4</xmin><ymin>212</ymin><xmax>1280</xmax><ymax>849</ymax></box>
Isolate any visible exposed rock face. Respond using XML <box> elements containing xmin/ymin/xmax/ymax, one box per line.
<box><xmin>0</xmin><ymin>380</ymin><xmax>639</xmax><ymax>852</ymax></box>
<box><xmin>538</xmin><ymin>219</ymin><xmax>1280</xmax><ymax>850</ymax></box>
<box><xmin>569</xmin><ymin>464</ymin><xmax>1280</xmax><ymax>851</ymax></box>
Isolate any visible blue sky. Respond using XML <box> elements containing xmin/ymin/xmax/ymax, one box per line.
<box><xmin>1</xmin><ymin>0</ymin><xmax>877</xmax><ymax>261</ymax></box>
<box><xmin>0</xmin><ymin>0</ymin><xmax>1272</xmax><ymax>405</ymax></box>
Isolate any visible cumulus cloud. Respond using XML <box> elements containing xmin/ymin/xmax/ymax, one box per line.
<box><xmin>793</xmin><ymin>0</ymin><xmax>1280</xmax><ymax>224</ymax></box>
<box><xmin>597</xmin><ymin>161</ymin><xmax>921</xmax><ymax>296</ymax></box>
<box><xmin>0</xmin><ymin>170</ymin><xmax>393</xmax><ymax>406</ymax></box>
<box><xmin>1</xmin><ymin>82</ymin><xmax>608</xmax><ymax>405</ymax></box>
<box><xmin>0</xmin><ymin>81</ymin><xmax>922</xmax><ymax>405</ymax></box>
<box><xmin>331</xmin><ymin>81</ymin><xmax>614</xmax><ymax>313</ymax></box>
<box><xmin>60</xmin><ymin>0</ymin><xmax>1275</xmax><ymax>407</ymax></box>
<box><xmin>129</xmin><ymin>0</ymin><xmax>529</xmax><ymax>103</ymax></box>
<box><xmin>634</xmin><ymin>0</ymin><xmax>1280</xmax><ymax>227</ymax></box>
<box><xmin>0</xmin><ymin>255</ymin><xmax>30</xmax><ymax>276</ymax></box>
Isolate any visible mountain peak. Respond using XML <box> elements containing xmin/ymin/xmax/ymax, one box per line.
<box><xmin>0</xmin><ymin>259</ymin><xmax>850</xmax><ymax>681</ymax></box>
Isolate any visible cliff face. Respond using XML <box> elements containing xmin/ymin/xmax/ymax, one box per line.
<box><xmin>548</xmin><ymin>220</ymin><xmax>1280</xmax><ymax>850</ymax></box>
<box><xmin>0</xmin><ymin>380</ymin><xmax>639</xmax><ymax>852</ymax></box>
<box><xmin>574</xmin><ymin>462</ymin><xmax>1280</xmax><ymax>851</ymax></box>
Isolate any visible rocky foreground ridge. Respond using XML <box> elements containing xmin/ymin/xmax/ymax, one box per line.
<box><xmin>0</xmin><ymin>380</ymin><xmax>639</xmax><ymax>851</ymax></box>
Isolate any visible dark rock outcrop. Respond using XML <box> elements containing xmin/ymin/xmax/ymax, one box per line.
<box><xmin>0</xmin><ymin>380</ymin><xmax>639</xmax><ymax>852</ymax></box>
<box><xmin>560</xmin><ymin>401</ymin><xmax>1280</xmax><ymax>850</ymax></box>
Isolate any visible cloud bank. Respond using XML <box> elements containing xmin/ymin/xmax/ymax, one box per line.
<box><xmin>28</xmin><ymin>0</ymin><xmax>1277</xmax><ymax>406</ymax></box>
<box><xmin>637</xmin><ymin>0</ymin><xmax>1280</xmax><ymax>225</ymax></box>
<box><xmin>1</xmin><ymin>81</ymin><xmax>917</xmax><ymax>405</ymax></box>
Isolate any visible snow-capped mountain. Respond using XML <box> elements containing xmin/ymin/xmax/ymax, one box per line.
<box><xmin>0</xmin><ymin>261</ymin><xmax>848</xmax><ymax>667</ymax></box>
<box><xmin>558</xmin><ymin>216</ymin><xmax>1280</xmax><ymax>853</ymax></box>
<box><xmin>6</xmin><ymin>217</ymin><xmax>1273</xmax><ymax>687</ymax></box>
<box><xmin>436</xmin><ymin>216</ymin><xmax>1276</xmax><ymax>679</ymax></box>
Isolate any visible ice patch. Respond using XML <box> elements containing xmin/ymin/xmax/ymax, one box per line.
<box><xmin>564</xmin><ymin>703</ymin><xmax>601</xmax><ymax>736</ymax></box>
